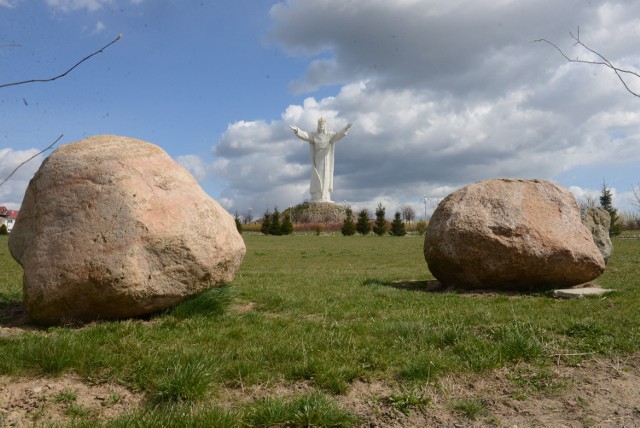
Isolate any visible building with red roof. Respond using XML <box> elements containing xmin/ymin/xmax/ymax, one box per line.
<box><xmin>0</xmin><ymin>206</ymin><xmax>19</xmax><ymax>233</ymax></box>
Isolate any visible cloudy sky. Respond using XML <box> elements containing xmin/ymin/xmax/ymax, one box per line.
<box><xmin>2</xmin><ymin>0</ymin><xmax>639</xmax><ymax>218</ymax></box>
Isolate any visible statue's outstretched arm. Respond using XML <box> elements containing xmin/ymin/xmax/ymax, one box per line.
<box><xmin>331</xmin><ymin>122</ymin><xmax>352</xmax><ymax>143</ymax></box>
<box><xmin>290</xmin><ymin>124</ymin><xmax>311</xmax><ymax>142</ymax></box>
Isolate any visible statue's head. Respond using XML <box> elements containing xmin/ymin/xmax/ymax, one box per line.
<box><xmin>317</xmin><ymin>117</ymin><xmax>327</xmax><ymax>134</ymax></box>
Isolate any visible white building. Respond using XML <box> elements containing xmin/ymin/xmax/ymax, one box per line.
<box><xmin>0</xmin><ymin>206</ymin><xmax>19</xmax><ymax>233</ymax></box>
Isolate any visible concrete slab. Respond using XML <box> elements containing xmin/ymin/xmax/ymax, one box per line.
<box><xmin>553</xmin><ymin>287</ymin><xmax>614</xmax><ymax>299</ymax></box>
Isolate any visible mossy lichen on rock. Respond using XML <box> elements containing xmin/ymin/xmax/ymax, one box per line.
<box><xmin>284</xmin><ymin>201</ymin><xmax>347</xmax><ymax>224</ymax></box>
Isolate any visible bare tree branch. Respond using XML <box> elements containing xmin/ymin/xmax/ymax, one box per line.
<box><xmin>533</xmin><ymin>28</ymin><xmax>640</xmax><ymax>98</ymax></box>
<box><xmin>0</xmin><ymin>135</ymin><xmax>63</xmax><ymax>188</ymax></box>
<box><xmin>0</xmin><ymin>34</ymin><xmax>122</xmax><ymax>89</ymax></box>
<box><xmin>577</xmin><ymin>193</ymin><xmax>598</xmax><ymax>212</ymax></box>
<box><xmin>1</xmin><ymin>35</ymin><xmax>123</xmax><ymax>190</ymax></box>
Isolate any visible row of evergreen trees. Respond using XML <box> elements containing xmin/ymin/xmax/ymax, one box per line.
<box><xmin>249</xmin><ymin>203</ymin><xmax>409</xmax><ymax>237</ymax></box>
<box><xmin>341</xmin><ymin>203</ymin><xmax>407</xmax><ymax>236</ymax></box>
<box><xmin>260</xmin><ymin>208</ymin><xmax>294</xmax><ymax>236</ymax></box>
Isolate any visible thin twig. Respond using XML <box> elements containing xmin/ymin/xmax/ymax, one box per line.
<box><xmin>0</xmin><ymin>34</ymin><xmax>122</xmax><ymax>89</ymax></box>
<box><xmin>550</xmin><ymin>352</ymin><xmax>596</xmax><ymax>357</ymax></box>
<box><xmin>592</xmin><ymin>357</ymin><xmax>624</xmax><ymax>377</ymax></box>
<box><xmin>551</xmin><ymin>351</ymin><xmax>596</xmax><ymax>366</ymax></box>
<box><xmin>0</xmin><ymin>43</ymin><xmax>21</xmax><ymax>48</ymax></box>
<box><xmin>0</xmin><ymin>134</ymin><xmax>63</xmax><ymax>187</ymax></box>
<box><xmin>533</xmin><ymin>28</ymin><xmax>640</xmax><ymax>98</ymax></box>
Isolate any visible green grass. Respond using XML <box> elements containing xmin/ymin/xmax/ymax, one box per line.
<box><xmin>450</xmin><ymin>397</ymin><xmax>488</xmax><ymax>420</ymax></box>
<box><xmin>241</xmin><ymin>392</ymin><xmax>359</xmax><ymax>427</ymax></box>
<box><xmin>1</xmin><ymin>233</ymin><xmax>640</xmax><ymax>425</ymax></box>
<box><xmin>384</xmin><ymin>386</ymin><xmax>431</xmax><ymax>415</ymax></box>
<box><xmin>508</xmin><ymin>365</ymin><xmax>567</xmax><ymax>399</ymax></box>
<box><xmin>51</xmin><ymin>388</ymin><xmax>78</xmax><ymax>404</ymax></box>
<box><xmin>97</xmin><ymin>392</ymin><xmax>357</xmax><ymax>428</ymax></box>
<box><xmin>151</xmin><ymin>357</ymin><xmax>215</xmax><ymax>406</ymax></box>
<box><xmin>0</xmin><ymin>235</ymin><xmax>21</xmax><ymax>306</ymax></box>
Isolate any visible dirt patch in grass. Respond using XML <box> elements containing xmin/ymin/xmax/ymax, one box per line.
<box><xmin>338</xmin><ymin>355</ymin><xmax>640</xmax><ymax>427</ymax></box>
<box><xmin>211</xmin><ymin>354</ymin><xmax>640</xmax><ymax>427</ymax></box>
<box><xmin>1</xmin><ymin>355</ymin><xmax>638</xmax><ymax>427</ymax></box>
<box><xmin>0</xmin><ymin>375</ymin><xmax>143</xmax><ymax>427</ymax></box>
<box><xmin>232</xmin><ymin>301</ymin><xmax>257</xmax><ymax>313</ymax></box>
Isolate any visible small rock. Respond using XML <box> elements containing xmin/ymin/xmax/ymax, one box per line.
<box><xmin>553</xmin><ymin>287</ymin><xmax>614</xmax><ymax>299</ymax></box>
<box><xmin>581</xmin><ymin>207</ymin><xmax>612</xmax><ymax>263</ymax></box>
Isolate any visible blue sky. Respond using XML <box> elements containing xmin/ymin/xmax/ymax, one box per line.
<box><xmin>2</xmin><ymin>0</ymin><xmax>640</xmax><ymax>218</ymax></box>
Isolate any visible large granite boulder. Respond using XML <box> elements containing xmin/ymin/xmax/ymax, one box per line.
<box><xmin>9</xmin><ymin>135</ymin><xmax>246</xmax><ymax>325</ymax></box>
<box><xmin>581</xmin><ymin>207</ymin><xmax>612</xmax><ymax>263</ymax></box>
<box><xmin>424</xmin><ymin>179</ymin><xmax>605</xmax><ymax>290</ymax></box>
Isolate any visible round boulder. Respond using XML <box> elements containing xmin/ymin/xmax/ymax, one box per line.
<box><xmin>9</xmin><ymin>135</ymin><xmax>246</xmax><ymax>325</ymax></box>
<box><xmin>424</xmin><ymin>179</ymin><xmax>605</xmax><ymax>290</ymax></box>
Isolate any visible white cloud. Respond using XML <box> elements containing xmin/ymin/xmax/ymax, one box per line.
<box><xmin>45</xmin><ymin>0</ymin><xmax>143</xmax><ymax>12</ymax></box>
<box><xmin>46</xmin><ymin>0</ymin><xmax>113</xmax><ymax>12</ymax></box>
<box><xmin>212</xmin><ymin>74</ymin><xmax>640</xmax><ymax>214</ymax></box>
<box><xmin>206</xmin><ymin>1</ymin><xmax>640</xmax><ymax>215</ymax></box>
<box><xmin>569</xmin><ymin>185</ymin><xmax>600</xmax><ymax>206</ymax></box>
<box><xmin>0</xmin><ymin>148</ymin><xmax>45</xmax><ymax>210</ymax></box>
<box><xmin>267</xmin><ymin>1</ymin><xmax>626</xmax><ymax>95</ymax></box>
<box><xmin>0</xmin><ymin>0</ymin><xmax>18</xmax><ymax>8</ymax></box>
<box><xmin>93</xmin><ymin>20</ymin><xmax>106</xmax><ymax>34</ymax></box>
<box><xmin>176</xmin><ymin>154</ymin><xmax>208</xmax><ymax>182</ymax></box>
<box><xmin>617</xmin><ymin>190</ymin><xmax>640</xmax><ymax>214</ymax></box>
<box><xmin>569</xmin><ymin>184</ymin><xmax>640</xmax><ymax>214</ymax></box>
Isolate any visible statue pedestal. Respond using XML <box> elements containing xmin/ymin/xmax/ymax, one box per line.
<box><xmin>284</xmin><ymin>201</ymin><xmax>347</xmax><ymax>224</ymax></box>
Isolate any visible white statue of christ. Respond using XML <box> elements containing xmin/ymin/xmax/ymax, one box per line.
<box><xmin>290</xmin><ymin>118</ymin><xmax>352</xmax><ymax>203</ymax></box>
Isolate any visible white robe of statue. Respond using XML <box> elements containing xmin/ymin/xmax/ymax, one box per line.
<box><xmin>290</xmin><ymin>118</ymin><xmax>352</xmax><ymax>202</ymax></box>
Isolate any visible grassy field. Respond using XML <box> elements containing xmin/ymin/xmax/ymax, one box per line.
<box><xmin>1</xmin><ymin>232</ymin><xmax>639</xmax><ymax>426</ymax></box>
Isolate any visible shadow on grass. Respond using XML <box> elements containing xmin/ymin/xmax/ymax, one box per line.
<box><xmin>363</xmin><ymin>278</ymin><xmax>555</xmax><ymax>297</ymax></box>
<box><xmin>0</xmin><ymin>299</ymin><xmax>37</xmax><ymax>331</ymax></box>
<box><xmin>363</xmin><ymin>278</ymin><xmax>447</xmax><ymax>293</ymax></box>
<box><xmin>0</xmin><ymin>286</ymin><xmax>233</xmax><ymax>334</ymax></box>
